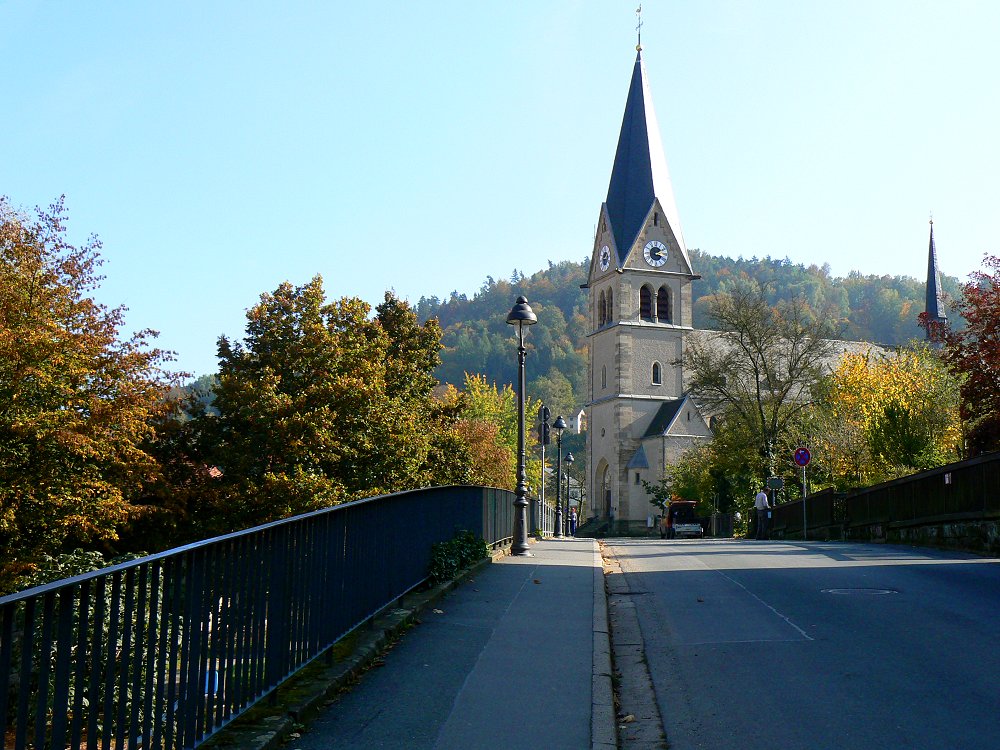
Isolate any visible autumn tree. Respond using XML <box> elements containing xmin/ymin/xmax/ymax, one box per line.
<box><xmin>685</xmin><ymin>280</ymin><xmax>838</xmax><ymax>476</ymax></box>
<box><xmin>934</xmin><ymin>254</ymin><xmax>1000</xmax><ymax>455</ymax></box>
<box><xmin>808</xmin><ymin>346</ymin><xmax>961</xmax><ymax>488</ymax></box>
<box><xmin>200</xmin><ymin>279</ymin><xmax>462</xmax><ymax>531</ymax></box>
<box><xmin>438</xmin><ymin>373</ymin><xmax>543</xmax><ymax>493</ymax></box>
<box><xmin>0</xmin><ymin>198</ymin><xmax>180</xmax><ymax>584</ymax></box>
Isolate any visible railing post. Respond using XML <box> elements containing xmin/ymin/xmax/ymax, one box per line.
<box><xmin>266</xmin><ymin>526</ymin><xmax>290</xmax><ymax>703</ymax></box>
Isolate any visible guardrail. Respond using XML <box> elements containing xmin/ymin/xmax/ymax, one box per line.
<box><xmin>0</xmin><ymin>485</ymin><xmax>515</xmax><ymax>750</ymax></box>
<box><xmin>769</xmin><ymin>452</ymin><xmax>1000</xmax><ymax>541</ymax></box>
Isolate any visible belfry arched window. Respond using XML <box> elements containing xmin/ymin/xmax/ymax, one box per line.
<box><xmin>601</xmin><ymin>365</ymin><xmax>607</xmax><ymax>389</ymax></box>
<box><xmin>598</xmin><ymin>290</ymin><xmax>607</xmax><ymax>327</ymax></box>
<box><xmin>639</xmin><ymin>285</ymin><xmax>653</xmax><ymax>321</ymax></box>
<box><xmin>652</xmin><ymin>361</ymin><xmax>662</xmax><ymax>385</ymax></box>
<box><xmin>606</xmin><ymin>288</ymin><xmax>613</xmax><ymax>324</ymax></box>
<box><xmin>656</xmin><ymin>286</ymin><xmax>671</xmax><ymax>324</ymax></box>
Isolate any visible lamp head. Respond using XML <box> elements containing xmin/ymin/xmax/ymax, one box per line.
<box><xmin>506</xmin><ymin>296</ymin><xmax>537</xmax><ymax>327</ymax></box>
<box><xmin>565</xmin><ymin>452</ymin><xmax>574</xmax><ymax>464</ymax></box>
<box><xmin>553</xmin><ymin>415</ymin><xmax>567</xmax><ymax>433</ymax></box>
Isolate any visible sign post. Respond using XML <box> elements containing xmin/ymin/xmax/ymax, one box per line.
<box><xmin>766</xmin><ymin>476</ymin><xmax>783</xmax><ymax>526</ymax></box>
<box><xmin>794</xmin><ymin>447</ymin><xmax>811</xmax><ymax>540</ymax></box>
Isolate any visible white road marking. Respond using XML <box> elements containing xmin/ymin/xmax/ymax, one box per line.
<box><xmin>713</xmin><ymin>567</ymin><xmax>814</xmax><ymax>641</ymax></box>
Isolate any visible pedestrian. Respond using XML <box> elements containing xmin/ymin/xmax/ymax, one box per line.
<box><xmin>754</xmin><ymin>487</ymin><xmax>770</xmax><ymax>540</ymax></box>
<box><xmin>569</xmin><ymin>507</ymin><xmax>577</xmax><ymax>535</ymax></box>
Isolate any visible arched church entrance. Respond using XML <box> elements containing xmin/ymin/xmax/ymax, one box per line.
<box><xmin>594</xmin><ymin>461</ymin><xmax>613</xmax><ymax>519</ymax></box>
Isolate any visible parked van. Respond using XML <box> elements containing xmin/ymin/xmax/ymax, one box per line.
<box><xmin>659</xmin><ymin>500</ymin><xmax>703</xmax><ymax>539</ymax></box>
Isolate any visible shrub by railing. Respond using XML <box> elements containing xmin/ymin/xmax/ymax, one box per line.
<box><xmin>0</xmin><ymin>485</ymin><xmax>515</xmax><ymax>750</ymax></box>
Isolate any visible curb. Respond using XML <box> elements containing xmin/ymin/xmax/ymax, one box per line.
<box><xmin>591</xmin><ymin>540</ymin><xmax>617</xmax><ymax>750</ymax></box>
<box><xmin>203</xmin><ymin>547</ymin><xmax>508</xmax><ymax>750</ymax></box>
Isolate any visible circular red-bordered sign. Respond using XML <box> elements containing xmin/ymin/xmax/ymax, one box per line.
<box><xmin>794</xmin><ymin>447</ymin><xmax>811</xmax><ymax>467</ymax></box>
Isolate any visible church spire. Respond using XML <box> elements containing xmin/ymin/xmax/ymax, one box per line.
<box><xmin>635</xmin><ymin>4</ymin><xmax>643</xmax><ymax>51</ymax></box>
<box><xmin>925</xmin><ymin>217</ymin><xmax>947</xmax><ymax>338</ymax></box>
<box><xmin>604</xmin><ymin>49</ymin><xmax>688</xmax><ymax>268</ymax></box>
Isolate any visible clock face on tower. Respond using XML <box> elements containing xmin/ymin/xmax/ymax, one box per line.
<box><xmin>599</xmin><ymin>245</ymin><xmax>611</xmax><ymax>271</ymax></box>
<box><xmin>643</xmin><ymin>240</ymin><xmax>667</xmax><ymax>267</ymax></box>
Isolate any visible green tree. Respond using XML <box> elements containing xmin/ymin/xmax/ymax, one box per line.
<box><xmin>203</xmin><ymin>279</ymin><xmax>458</xmax><ymax>530</ymax></box>
<box><xmin>685</xmin><ymin>280</ymin><xmax>838</xmax><ymax>476</ymax></box>
<box><xmin>666</xmin><ymin>415</ymin><xmax>762</xmax><ymax>532</ymax></box>
<box><xmin>0</xmin><ymin>198</ymin><xmax>181</xmax><ymax>586</ymax></box>
<box><xmin>531</xmin><ymin>367</ymin><xmax>575</xmax><ymax>420</ymax></box>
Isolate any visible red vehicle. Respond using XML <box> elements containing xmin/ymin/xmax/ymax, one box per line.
<box><xmin>659</xmin><ymin>500</ymin><xmax>703</xmax><ymax>539</ymax></box>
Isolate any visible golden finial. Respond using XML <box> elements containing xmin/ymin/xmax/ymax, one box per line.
<box><xmin>636</xmin><ymin>5</ymin><xmax>643</xmax><ymax>51</ymax></box>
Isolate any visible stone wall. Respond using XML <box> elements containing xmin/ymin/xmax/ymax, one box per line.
<box><xmin>854</xmin><ymin>519</ymin><xmax>1000</xmax><ymax>556</ymax></box>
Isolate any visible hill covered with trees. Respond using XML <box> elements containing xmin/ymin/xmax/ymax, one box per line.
<box><xmin>415</xmin><ymin>249</ymin><xmax>962</xmax><ymax>418</ymax></box>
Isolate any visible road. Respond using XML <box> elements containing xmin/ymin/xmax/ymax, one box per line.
<box><xmin>602</xmin><ymin>538</ymin><xmax>1000</xmax><ymax>750</ymax></box>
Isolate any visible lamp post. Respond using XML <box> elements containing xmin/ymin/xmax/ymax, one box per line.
<box><xmin>538</xmin><ymin>405</ymin><xmax>550</xmax><ymax>536</ymax></box>
<box><xmin>506</xmin><ymin>296</ymin><xmax>537</xmax><ymax>556</ymax></box>
<box><xmin>565</xmin><ymin>452</ymin><xmax>575</xmax><ymax>536</ymax></box>
<box><xmin>553</xmin><ymin>415</ymin><xmax>566</xmax><ymax>538</ymax></box>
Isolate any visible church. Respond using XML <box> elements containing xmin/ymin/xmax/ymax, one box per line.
<box><xmin>583</xmin><ymin>44</ymin><xmax>712</xmax><ymax>534</ymax></box>
<box><xmin>582</xmin><ymin>44</ymin><xmax>949</xmax><ymax>534</ymax></box>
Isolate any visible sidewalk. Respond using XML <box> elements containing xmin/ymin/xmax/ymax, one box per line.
<box><xmin>253</xmin><ymin>538</ymin><xmax>615</xmax><ymax>750</ymax></box>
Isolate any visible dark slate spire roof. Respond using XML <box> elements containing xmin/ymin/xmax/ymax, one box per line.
<box><xmin>925</xmin><ymin>219</ymin><xmax>947</xmax><ymax>336</ymax></box>
<box><xmin>605</xmin><ymin>51</ymin><xmax>688</xmax><ymax>267</ymax></box>
<box><xmin>626</xmin><ymin>444</ymin><xmax>649</xmax><ymax>470</ymax></box>
<box><xmin>643</xmin><ymin>398</ymin><xmax>686</xmax><ymax>438</ymax></box>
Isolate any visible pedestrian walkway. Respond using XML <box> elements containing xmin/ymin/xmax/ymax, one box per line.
<box><xmin>292</xmin><ymin>538</ymin><xmax>614</xmax><ymax>750</ymax></box>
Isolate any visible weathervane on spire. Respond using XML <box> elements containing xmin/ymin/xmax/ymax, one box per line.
<box><xmin>636</xmin><ymin>4</ymin><xmax>643</xmax><ymax>51</ymax></box>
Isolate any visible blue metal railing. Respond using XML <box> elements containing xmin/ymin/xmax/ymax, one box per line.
<box><xmin>0</xmin><ymin>485</ymin><xmax>515</xmax><ymax>750</ymax></box>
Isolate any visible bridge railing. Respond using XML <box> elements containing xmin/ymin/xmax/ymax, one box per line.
<box><xmin>770</xmin><ymin>452</ymin><xmax>1000</xmax><ymax>540</ymax></box>
<box><xmin>0</xmin><ymin>485</ymin><xmax>515</xmax><ymax>750</ymax></box>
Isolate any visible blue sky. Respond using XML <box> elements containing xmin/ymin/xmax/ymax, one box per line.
<box><xmin>3</xmin><ymin>1</ymin><xmax>998</xmax><ymax>378</ymax></box>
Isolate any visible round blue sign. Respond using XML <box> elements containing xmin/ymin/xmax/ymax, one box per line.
<box><xmin>794</xmin><ymin>447</ymin><xmax>811</xmax><ymax>467</ymax></box>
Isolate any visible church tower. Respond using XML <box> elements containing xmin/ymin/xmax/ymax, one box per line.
<box><xmin>584</xmin><ymin>46</ymin><xmax>710</xmax><ymax>534</ymax></box>
<box><xmin>924</xmin><ymin>219</ymin><xmax>948</xmax><ymax>339</ymax></box>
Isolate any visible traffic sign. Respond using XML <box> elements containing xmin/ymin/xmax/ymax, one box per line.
<box><xmin>767</xmin><ymin>476</ymin><xmax>784</xmax><ymax>490</ymax></box>
<box><xmin>794</xmin><ymin>447</ymin><xmax>811</xmax><ymax>467</ymax></box>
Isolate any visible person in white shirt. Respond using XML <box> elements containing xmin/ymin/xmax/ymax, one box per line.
<box><xmin>754</xmin><ymin>488</ymin><xmax>770</xmax><ymax>539</ymax></box>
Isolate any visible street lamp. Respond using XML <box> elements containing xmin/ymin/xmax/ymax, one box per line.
<box><xmin>565</xmin><ymin>452</ymin><xmax>575</xmax><ymax>536</ymax></box>
<box><xmin>553</xmin><ymin>415</ymin><xmax>567</xmax><ymax>538</ymax></box>
<box><xmin>538</xmin><ymin>405</ymin><xmax>550</xmax><ymax>536</ymax></box>
<box><xmin>506</xmin><ymin>296</ymin><xmax>537</xmax><ymax>556</ymax></box>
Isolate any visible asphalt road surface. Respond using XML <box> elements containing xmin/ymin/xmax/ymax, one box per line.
<box><xmin>603</xmin><ymin>539</ymin><xmax>1000</xmax><ymax>750</ymax></box>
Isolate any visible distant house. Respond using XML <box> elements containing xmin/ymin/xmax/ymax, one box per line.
<box><xmin>566</xmin><ymin>409</ymin><xmax>587</xmax><ymax>434</ymax></box>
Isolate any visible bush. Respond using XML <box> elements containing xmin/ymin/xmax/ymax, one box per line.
<box><xmin>427</xmin><ymin>530</ymin><xmax>488</xmax><ymax>584</ymax></box>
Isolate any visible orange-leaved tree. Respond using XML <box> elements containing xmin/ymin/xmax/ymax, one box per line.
<box><xmin>0</xmin><ymin>197</ymin><xmax>181</xmax><ymax>585</ymax></box>
<box><xmin>437</xmin><ymin>373</ymin><xmax>543</xmax><ymax>493</ymax></box>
